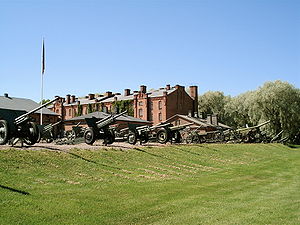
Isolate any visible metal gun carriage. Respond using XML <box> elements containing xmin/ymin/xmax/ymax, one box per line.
<box><xmin>234</xmin><ymin>120</ymin><xmax>271</xmax><ymax>143</ymax></box>
<box><xmin>126</xmin><ymin>122</ymin><xmax>193</xmax><ymax>145</ymax></box>
<box><xmin>0</xmin><ymin>97</ymin><xmax>59</xmax><ymax>146</ymax></box>
<box><xmin>84</xmin><ymin>111</ymin><xmax>127</xmax><ymax>145</ymax></box>
<box><xmin>37</xmin><ymin>120</ymin><xmax>62</xmax><ymax>143</ymax></box>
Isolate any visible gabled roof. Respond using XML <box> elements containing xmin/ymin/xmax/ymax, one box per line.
<box><xmin>165</xmin><ymin>114</ymin><xmax>231</xmax><ymax>129</ymax></box>
<box><xmin>65</xmin><ymin>111</ymin><xmax>151</xmax><ymax>124</ymax></box>
<box><xmin>0</xmin><ymin>95</ymin><xmax>58</xmax><ymax>116</ymax></box>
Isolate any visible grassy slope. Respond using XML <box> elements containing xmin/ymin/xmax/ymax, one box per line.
<box><xmin>0</xmin><ymin>144</ymin><xmax>299</xmax><ymax>225</ymax></box>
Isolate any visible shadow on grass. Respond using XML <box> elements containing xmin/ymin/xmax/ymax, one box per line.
<box><xmin>0</xmin><ymin>184</ymin><xmax>30</xmax><ymax>195</ymax></box>
<box><xmin>172</xmin><ymin>146</ymin><xmax>202</xmax><ymax>156</ymax></box>
<box><xmin>132</xmin><ymin>147</ymin><xmax>170</xmax><ymax>160</ymax></box>
<box><xmin>29</xmin><ymin>146</ymin><xmax>98</xmax><ymax>164</ymax></box>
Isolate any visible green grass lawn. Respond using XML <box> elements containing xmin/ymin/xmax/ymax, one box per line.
<box><xmin>0</xmin><ymin>144</ymin><xmax>299</xmax><ymax>225</ymax></box>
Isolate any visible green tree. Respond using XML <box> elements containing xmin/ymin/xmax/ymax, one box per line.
<box><xmin>248</xmin><ymin>80</ymin><xmax>300</xmax><ymax>139</ymax></box>
<box><xmin>198</xmin><ymin>91</ymin><xmax>230</xmax><ymax>123</ymax></box>
<box><xmin>40</xmin><ymin>99</ymin><xmax>50</xmax><ymax>104</ymax></box>
<box><xmin>224</xmin><ymin>91</ymin><xmax>255</xmax><ymax>128</ymax></box>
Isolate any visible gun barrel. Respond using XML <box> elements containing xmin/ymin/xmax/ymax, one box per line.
<box><xmin>150</xmin><ymin>122</ymin><xmax>172</xmax><ymax>130</ymax></box>
<box><xmin>14</xmin><ymin>97</ymin><xmax>59</xmax><ymax>124</ymax></box>
<box><xmin>52</xmin><ymin>120</ymin><xmax>62</xmax><ymax>127</ymax></box>
<box><xmin>169</xmin><ymin>122</ymin><xmax>193</xmax><ymax>131</ymax></box>
<box><xmin>96</xmin><ymin>110</ymin><xmax>127</xmax><ymax>128</ymax></box>
<box><xmin>237</xmin><ymin>120</ymin><xmax>271</xmax><ymax>132</ymax></box>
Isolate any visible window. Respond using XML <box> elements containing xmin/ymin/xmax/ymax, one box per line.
<box><xmin>56</xmin><ymin>109</ymin><xmax>59</xmax><ymax>114</ymax></box>
<box><xmin>175</xmin><ymin>120</ymin><xmax>181</xmax><ymax>126</ymax></box>
<box><xmin>158</xmin><ymin>101</ymin><xmax>162</xmax><ymax>110</ymax></box>
<box><xmin>158</xmin><ymin>112</ymin><xmax>162</xmax><ymax>121</ymax></box>
<box><xmin>139</xmin><ymin>108</ymin><xmax>143</xmax><ymax>117</ymax></box>
<box><xmin>69</xmin><ymin>109</ymin><xmax>72</xmax><ymax>116</ymax></box>
<box><xmin>149</xmin><ymin>113</ymin><xmax>153</xmax><ymax>121</ymax></box>
<box><xmin>139</xmin><ymin>101</ymin><xmax>143</xmax><ymax>106</ymax></box>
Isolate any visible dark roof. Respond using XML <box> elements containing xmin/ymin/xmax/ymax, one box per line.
<box><xmin>100</xmin><ymin>87</ymin><xmax>177</xmax><ymax>103</ymax></box>
<box><xmin>65</xmin><ymin>111</ymin><xmax>151</xmax><ymax>124</ymax></box>
<box><xmin>0</xmin><ymin>95</ymin><xmax>58</xmax><ymax>116</ymax></box>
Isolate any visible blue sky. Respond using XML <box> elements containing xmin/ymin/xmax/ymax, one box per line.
<box><xmin>0</xmin><ymin>0</ymin><xmax>299</xmax><ymax>102</ymax></box>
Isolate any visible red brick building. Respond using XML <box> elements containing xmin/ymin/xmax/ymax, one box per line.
<box><xmin>49</xmin><ymin>84</ymin><xmax>198</xmax><ymax>127</ymax></box>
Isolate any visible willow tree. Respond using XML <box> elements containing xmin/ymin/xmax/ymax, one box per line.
<box><xmin>249</xmin><ymin>80</ymin><xmax>300</xmax><ymax>139</ymax></box>
<box><xmin>224</xmin><ymin>91</ymin><xmax>255</xmax><ymax>128</ymax></box>
<box><xmin>198</xmin><ymin>91</ymin><xmax>230</xmax><ymax>123</ymax></box>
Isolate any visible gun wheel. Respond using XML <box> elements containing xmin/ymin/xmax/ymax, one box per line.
<box><xmin>104</xmin><ymin>131</ymin><xmax>115</xmax><ymax>145</ymax></box>
<box><xmin>0</xmin><ymin>120</ymin><xmax>9</xmax><ymax>145</ymax></box>
<box><xmin>24</xmin><ymin>122</ymin><xmax>39</xmax><ymax>146</ymax></box>
<box><xmin>172</xmin><ymin>131</ymin><xmax>182</xmax><ymax>143</ymax></box>
<box><xmin>84</xmin><ymin>128</ymin><xmax>96</xmax><ymax>145</ymax></box>
<box><xmin>156</xmin><ymin>128</ymin><xmax>169</xmax><ymax>144</ymax></box>
<box><xmin>127</xmin><ymin>131</ymin><xmax>137</xmax><ymax>145</ymax></box>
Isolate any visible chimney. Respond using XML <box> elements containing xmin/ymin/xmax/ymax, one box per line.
<box><xmin>211</xmin><ymin>114</ymin><xmax>218</xmax><ymax>125</ymax></box>
<box><xmin>124</xmin><ymin>89</ymin><xmax>130</xmax><ymax>96</ymax></box>
<box><xmin>207</xmin><ymin>114</ymin><xmax>212</xmax><ymax>124</ymax></box>
<box><xmin>4</xmin><ymin>93</ymin><xmax>8</xmax><ymax>98</ymax></box>
<box><xmin>194</xmin><ymin>112</ymin><xmax>198</xmax><ymax>118</ymax></box>
<box><xmin>188</xmin><ymin>110</ymin><xmax>192</xmax><ymax>117</ymax></box>
<box><xmin>189</xmin><ymin>86</ymin><xmax>198</xmax><ymax>100</ymax></box>
<box><xmin>175</xmin><ymin>84</ymin><xmax>183</xmax><ymax>90</ymax></box>
<box><xmin>140</xmin><ymin>85</ymin><xmax>146</xmax><ymax>93</ymax></box>
<box><xmin>71</xmin><ymin>95</ymin><xmax>76</xmax><ymax>103</ymax></box>
<box><xmin>166</xmin><ymin>84</ymin><xmax>170</xmax><ymax>90</ymax></box>
<box><xmin>189</xmin><ymin>86</ymin><xmax>198</xmax><ymax>116</ymax></box>
<box><xmin>88</xmin><ymin>93</ymin><xmax>95</xmax><ymax>100</ymax></box>
<box><xmin>105</xmin><ymin>91</ymin><xmax>113</xmax><ymax>97</ymax></box>
<box><xmin>66</xmin><ymin>94</ymin><xmax>71</xmax><ymax>104</ymax></box>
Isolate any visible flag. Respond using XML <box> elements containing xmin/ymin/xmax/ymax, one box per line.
<box><xmin>41</xmin><ymin>38</ymin><xmax>45</xmax><ymax>75</ymax></box>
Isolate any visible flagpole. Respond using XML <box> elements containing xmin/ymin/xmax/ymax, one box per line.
<box><xmin>40</xmin><ymin>38</ymin><xmax>45</xmax><ymax>125</ymax></box>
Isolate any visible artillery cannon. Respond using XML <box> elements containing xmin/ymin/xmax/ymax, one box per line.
<box><xmin>84</xmin><ymin>111</ymin><xmax>127</xmax><ymax>145</ymax></box>
<box><xmin>0</xmin><ymin>97</ymin><xmax>59</xmax><ymax>146</ymax></box>
<box><xmin>235</xmin><ymin>120</ymin><xmax>271</xmax><ymax>143</ymax></box>
<box><xmin>37</xmin><ymin>120</ymin><xmax>62</xmax><ymax>143</ymax></box>
<box><xmin>127</xmin><ymin>122</ymin><xmax>193</xmax><ymax>145</ymax></box>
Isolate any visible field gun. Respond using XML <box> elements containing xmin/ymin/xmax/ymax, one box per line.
<box><xmin>127</xmin><ymin>122</ymin><xmax>193</xmax><ymax>145</ymax></box>
<box><xmin>127</xmin><ymin>122</ymin><xmax>171</xmax><ymax>145</ymax></box>
<box><xmin>38</xmin><ymin>120</ymin><xmax>62</xmax><ymax>143</ymax></box>
<box><xmin>84</xmin><ymin>110</ymin><xmax>127</xmax><ymax>145</ymax></box>
<box><xmin>0</xmin><ymin>97</ymin><xmax>59</xmax><ymax>146</ymax></box>
<box><xmin>235</xmin><ymin>120</ymin><xmax>271</xmax><ymax>143</ymax></box>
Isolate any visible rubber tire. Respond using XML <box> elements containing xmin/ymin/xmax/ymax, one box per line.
<box><xmin>0</xmin><ymin>120</ymin><xmax>9</xmax><ymax>145</ymax></box>
<box><xmin>172</xmin><ymin>131</ymin><xmax>182</xmax><ymax>143</ymax></box>
<box><xmin>84</xmin><ymin>128</ymin><xmax>96</xmax><ymax>145</ymax></box>
<box><xmin>127</xmin><ymin>131</ymin><xmax>137</xmax><ymax>145</ymax></box>
<box><xmin>156</xmin><ymin>128</ymin><xmax>169</xmax><ymax>144</ymax></box>
<box><xmin>105</xmin><ymin>131</ymin><xmax>115</xmax><ymax>145</ymax></box>
<box><xmin>140</xmin><ymin>132</ymin><xmax>149</xmax><ymax>144</ymax></box>
<box><xmin>24</xmin><ymin>122</ymin><xmax>39</xmax><ymax>145</ymax></box>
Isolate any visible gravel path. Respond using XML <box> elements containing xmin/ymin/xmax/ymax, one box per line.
<box><xmin>0</xmin><ymin>140</ymin><xmax>169</xmax><ymax>151</ymax></box>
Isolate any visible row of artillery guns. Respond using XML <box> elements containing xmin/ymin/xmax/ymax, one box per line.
<box><xmin>183</xmin><ymin>120</ymin><xmax>272</xmax><ymax>144</ymax></box>
<box><xmin>0</xmin><ymin>97</ymin><xmax>59</xmax><ymax>146</ymax></box>
<box><xmin>82</xmin><ymin>111</ymin><xmax>193</xmax><ymax>145</ymax></box>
